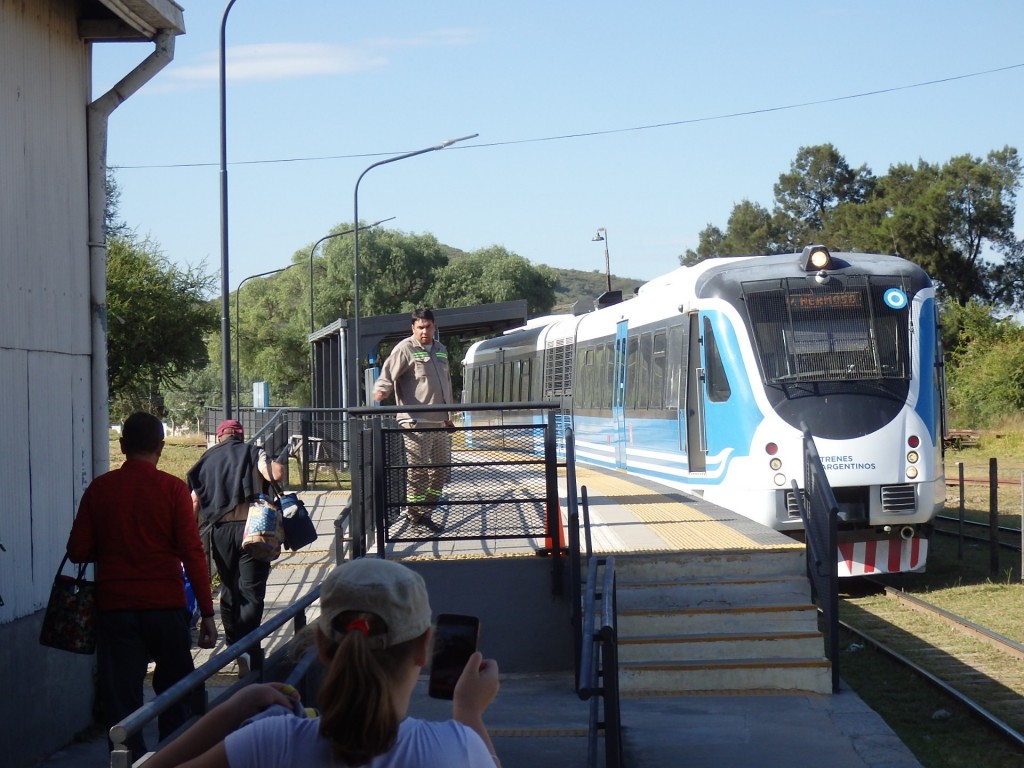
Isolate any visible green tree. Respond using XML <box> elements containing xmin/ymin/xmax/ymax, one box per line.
<box><xmin>425</xmin><ymin>246</ymin><xmax>557</xmax><ymax>316</ymax></box>
<box><xmin>106</xmin><ymin>234</ymin><xmax>218</xmax><ymax>420</ymax></box>
<box><xmin>682</xmin><ymin>200</ymin><xmax>788</xmax><ymax>264</ymax></box>
<box><xmin>944</xmin><ymin>300</ymin><xmax>1024</xmax><ymax>426</ymax></box>
<box><xmin>772</xmin><ymin>143</ymin><xmax>875</xmax><ymax>244</ymax></box>
<box><xmin>680</xmin><ymin>145</ymin><xmax>1022</xmax><ymax>311</ymax></box>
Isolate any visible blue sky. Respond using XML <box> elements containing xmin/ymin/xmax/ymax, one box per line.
<box><xmin>93</xmin><ymin>1</ymin><xmax>1024</xmax><ymax>290</ymax></box>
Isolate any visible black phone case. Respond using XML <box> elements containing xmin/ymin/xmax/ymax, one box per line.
<box><xmin>428</xmin><ymin>614</ymin><xmax>479</xmax><ymax>700</ymax></box>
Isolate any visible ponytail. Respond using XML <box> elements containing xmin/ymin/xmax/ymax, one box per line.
<box><xmin>317</xmin><ymin>612</ymin><xmax>420</xmax><ymax>766</ymax></box>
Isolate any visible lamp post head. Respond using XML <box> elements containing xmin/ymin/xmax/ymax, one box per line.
<box><xmin>592</xmin><ymin>230</ymin><xmax>605</xmax><ymax>242</ymax></box>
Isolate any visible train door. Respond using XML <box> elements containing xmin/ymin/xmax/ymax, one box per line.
<box><xmin>612</xmin><ymin>320</ymin><xmax>628</xmax><ymax>468</ymax></box>
<box><xmin>684</xmin><ymin>313</ymin><xmax>706</xmax><ymax>472</ymax></box>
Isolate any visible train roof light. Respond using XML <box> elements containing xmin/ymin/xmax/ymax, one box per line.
<box><xmin>801</xmin><ymin>245</ymin><xmax>832</xmax><ymax>271</ymax></box>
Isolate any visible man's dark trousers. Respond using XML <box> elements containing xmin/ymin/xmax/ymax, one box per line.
<box><xmin>97</xmin><ymin>608</ymin><xmax>194</xmax><ymax>759</ymax></box>
<box><xmin>211</xmin><ymin>520</ymin><xmax>271</xmax><ymax>647</ymax></box>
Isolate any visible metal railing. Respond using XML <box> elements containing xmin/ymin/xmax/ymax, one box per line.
<box><xmin>349</xmin><ymin>402</ymin><xmax>568</xmax><ymax>591</ymax></box>
<box><xmin>565</xmin><ymin>428</ymin><xmax>622</xmax><ymax>768</ymax></box>
<box><xmin>108</xmin><ymin>585</ymin><xmax>325</xmax><ymax>767</ymax></box>
<box><xmin>576</xmin><ymin>555</ymin><xmax>622</xmax><ymax>768</ymax></box>
<box><xmin>205</xmin><ymin>406</ymin><xmax>350</xmax><ymax>490</ymax></box>
<box><xmin>792</xmin><ymin>423</ymin><xmax>840</xmax><ymax>694</ymax></box>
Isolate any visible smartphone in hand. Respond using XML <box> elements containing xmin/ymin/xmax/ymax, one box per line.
<box><xmin>428</xmin><ymin>614</ymin><xmax>480</xmax><ymax>700</ymax></box>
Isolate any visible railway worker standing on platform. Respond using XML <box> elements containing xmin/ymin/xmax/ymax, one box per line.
<box><xmin>373</xmin><ymin>307</ymin><xmax>455</xmax><ymax>534</ymax></box>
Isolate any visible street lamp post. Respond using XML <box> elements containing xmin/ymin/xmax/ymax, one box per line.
<box><xmin>308</xmin><ymin>217</ymin><xmax>395</xmax><ymax>334</ymax></box>
<box><xmin>592</xmin><ymin>227</ymin><xmax>612</xmax><ymax>293</ymax></box>
<box><xmin>350</xmin><ymin>133</ymin><xmax>477</xmax><ymax>406</ymax></box>
<box><xmin>219</xmin><ymin>0</ymin><xmax>240</xmax><ymax>418</ymax></box>
<box><xmin>235</xmin><ymin>263</ymin><xmax>300</xmax><ymax>408</ymax></box>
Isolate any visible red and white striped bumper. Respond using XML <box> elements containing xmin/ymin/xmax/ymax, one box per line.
<box><xmin>838</xmin><ymin>537</ymin><xmax>928</xmax><ymax>577</ymax></box>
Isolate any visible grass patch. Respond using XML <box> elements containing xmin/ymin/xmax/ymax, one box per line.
<box><xmin>839</xmin><ymin>625</ymin><xmax>1024</xmax><ymax>768</ymax></box>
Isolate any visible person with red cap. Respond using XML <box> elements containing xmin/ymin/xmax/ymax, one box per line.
<box><xmin>187</xmin><ymin>419</ymin><xmax>285</xmax><ymax>674</ymax></box>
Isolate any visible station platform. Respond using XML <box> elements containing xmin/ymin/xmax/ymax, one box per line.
<box><xmin>38</xmin><ymin>467</ymin><xmax>923</xmax><ymax>768</ymax></box>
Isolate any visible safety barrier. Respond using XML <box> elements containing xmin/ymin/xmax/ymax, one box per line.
<box><xmin>108</xmin><ymin>586</ymin><xmax>322</xmax><ymax>767</ymax></box>
<box><xmin>565</xmin><ymin>427</ymin><xmax>623</xmax><ymax>768</ymax></box>
<box><xmin>204</xmin><ymin>406</ymin><xmax>350</xmax><ymax>490</ymax></box>
<box><xmin>792</xmin><ymin>423</ymin><xmax>840</xmax><ymax>694</ymax></box>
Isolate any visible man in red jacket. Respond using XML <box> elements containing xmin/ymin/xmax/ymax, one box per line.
<box><xmin>67</xmin><ymin>412</ymin><xmax>217</xmax><ymax>760</ymax></box>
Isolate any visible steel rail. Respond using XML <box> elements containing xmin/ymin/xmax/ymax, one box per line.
<box><xmin>839</xmin><ymin>617</ymin><xmax>1024</xmax><ymax>751</ymax></box>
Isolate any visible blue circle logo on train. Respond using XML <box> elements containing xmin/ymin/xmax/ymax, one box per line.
<box><xmin>883</xmin><ymin>288</ymin><xmax>908</xmax><ymax>310</ymax></box>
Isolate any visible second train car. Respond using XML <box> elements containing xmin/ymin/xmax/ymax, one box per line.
<box><xmin>462</xmin><ymin>245</ymin><xmax>946</xmax><ymax>576</ymax></box>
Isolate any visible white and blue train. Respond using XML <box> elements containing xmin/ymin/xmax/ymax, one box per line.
<box><xmin>462</xmin><ymin>245</ymin><xmax>946</xmax><ymax>576</ymax></box>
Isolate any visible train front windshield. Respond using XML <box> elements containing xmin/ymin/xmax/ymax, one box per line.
<box><xmin>743</xmin><ymin>275</ymin><xmax>912</xmax><ymax>385</ymax></box>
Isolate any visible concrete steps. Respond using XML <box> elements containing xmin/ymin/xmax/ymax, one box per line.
<box><xmin>607</xmin><ymin>549</ymin><xmax>832</xmax><ymax>695</ymax></box>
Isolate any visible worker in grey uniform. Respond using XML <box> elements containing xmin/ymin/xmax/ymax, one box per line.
<box><xmin>373</xmin><ymin>307</ymin><xmax>455</xmax><ymax>533</ymax></box>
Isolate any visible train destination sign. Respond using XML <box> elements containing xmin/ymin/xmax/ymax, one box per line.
<box><xmin>788</xmin><ymin>291</ymin><xmax>864</xmax><ymax>310</ymax></box>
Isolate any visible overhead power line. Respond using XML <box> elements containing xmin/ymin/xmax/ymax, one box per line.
<box><xmin>113</xmin><ymin>62</ymin><xmax>1024</xmax><ymax>171</ymax></box>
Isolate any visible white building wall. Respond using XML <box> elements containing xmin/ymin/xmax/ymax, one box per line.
<box><xmin>0</xmin><ymin>2</ymin><xmax>98</xmax><ymax>765</ymax></box>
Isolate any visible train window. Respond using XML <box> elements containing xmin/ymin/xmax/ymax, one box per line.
<box><xmin>511</xmin><ymin>360</ymin><xmax>521</xmax><ymax>402</ymax></box>
<box><xmin>637</xmin><ymin>333</ymin><xmax>652</xmax><ymax>409</ymax></box>
<box><xmin>502</xmin><ymin>362</ymin><xmax>512</xmax><ymax>402</ymax></box>
<box><xmin>522</xmin><ymin>358</ymin><xmax>532</xmax><ymax>401</ymax></box>
<box><xmin>483</xmin><ymin>365</ymin><xmax>493</xmax><ymax>402</ymax></box>
<box><xmin>579</xmin><ymin>347</ymin><xmax>593</xmax><ymax>408</ymax></box>
<box><xmin>667</xmin><ymin>324</ymin><xmax>685</xmax><ymax>408</ymax></box>
<box><xmin>651</xmin><ymin>332</ymin><xmax>667</xmax><ymax>409</ymax></box>
<box><xmin>626</xmin><ymin>337</ymin><xmax>640</xmax><ymax>409</ymax></box>
<box><xmin>703</xmin><ymin>318</ymin><xmax>732</xmax><ymax>402</ymax></box>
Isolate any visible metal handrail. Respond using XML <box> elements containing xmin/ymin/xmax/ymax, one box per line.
<box><xmin>793</xmin><ymin>423</ymin><xmax>840</xmax><ymax>694</ymax></box>
<box><xmin>108</xmin><ymin>585</ymin><xmax>322</xmax><ymax>767</ymax></box>
<box><xmin>576</xmin><ymin>555</ymin><xmax>622</xmax><ymax>768</ymax></box>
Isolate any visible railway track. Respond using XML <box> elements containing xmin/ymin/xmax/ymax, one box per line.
<box><xmin>840</xmin><ymin>582</ymin><xmax>1024</xmax><ymax>751</ymax></box>
<box><xmin>933</xmin><ymin>515</ymin><xmax>1023</xmax><ymax>552</ymax></box>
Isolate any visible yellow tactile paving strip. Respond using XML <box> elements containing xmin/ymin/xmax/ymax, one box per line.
<box><xmin>571</xmin><ymin>466</ymin><xmax>804</xmax><ymax>553</ymax></box>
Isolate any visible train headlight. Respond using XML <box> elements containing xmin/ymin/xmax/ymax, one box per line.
<box><xmin>801</xmin><ymin>245</ymin><xmax>832</xmax><ymax>271</ymax></box>
<box><xmin>774</xmin><ymin>473</ymin><xmax>787</xmax><ymax>486</ymax></box>
<box><xmin>770</xmin><ymin>458</ymin><xmax>782</xmax><ymax>470</ymax></box>
<box><xmin>907</xmin><ymin>451</ymin><xmax>919</xmax><ymax>464</ymax></box>
<box><xmin>908</xmin><ymin>435</ymin><xmax>920</xmax><ymax>448</ymax></box>
<box><xmin>906</xmin><ymin>466</ymin><xmax>919</xmax><ymax>479</ymax></box>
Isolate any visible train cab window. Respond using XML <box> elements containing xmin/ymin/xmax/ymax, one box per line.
<box><xmin>703</xmin><ymin>318</ymin><xmax>732</xmax><ymax>402</ymax></box>
<box><xmin>651</xmin><ymin>332</ymin><xmax>667</xmax><ymax>409</ymax></box>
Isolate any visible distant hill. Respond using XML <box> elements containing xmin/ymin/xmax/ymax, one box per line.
<box><xmin>438</xmin><ymin>243</ymin><xmax>650</xmax><ymax>316</ymax></box>
<box><xmin>549</xmin><ymin>267</ymin><xmax>647</xmax><ymax>315</ymax></box>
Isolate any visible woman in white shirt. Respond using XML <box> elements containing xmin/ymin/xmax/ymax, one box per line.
<box><xmin>148</xmin><ymin>557</ymin><xmax>501</xmax><ymax>767</ymax></box>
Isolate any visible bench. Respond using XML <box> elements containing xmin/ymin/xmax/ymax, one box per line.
<box><xmin>944</xmin><ymin>429</ymin><xmax>980</xmax><ymax>449</ymax></box>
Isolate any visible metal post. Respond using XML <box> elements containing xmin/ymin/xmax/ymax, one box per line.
<box><xmin>957</xmin><ymin>462</ymin><xmax>964</xmax><ymax>561</ymax></box>
<box><xmin>219</xmin><ymin>0</ymin><xmax>240</xmax><ymax>418</ymax></box>
<box><xmin>235</xmin><ymin>264</ymin><xmax>300</xmax><ymax>408</ymax></box>
<box><xmin>990</xmin><ymin>457</ymin><xmax>999</xmax><ymax>576</ymax></box>
<box><xmin>592</xmin><ymin>227</ymin><xmax>612</xmax><ymax>293</ymax></box>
